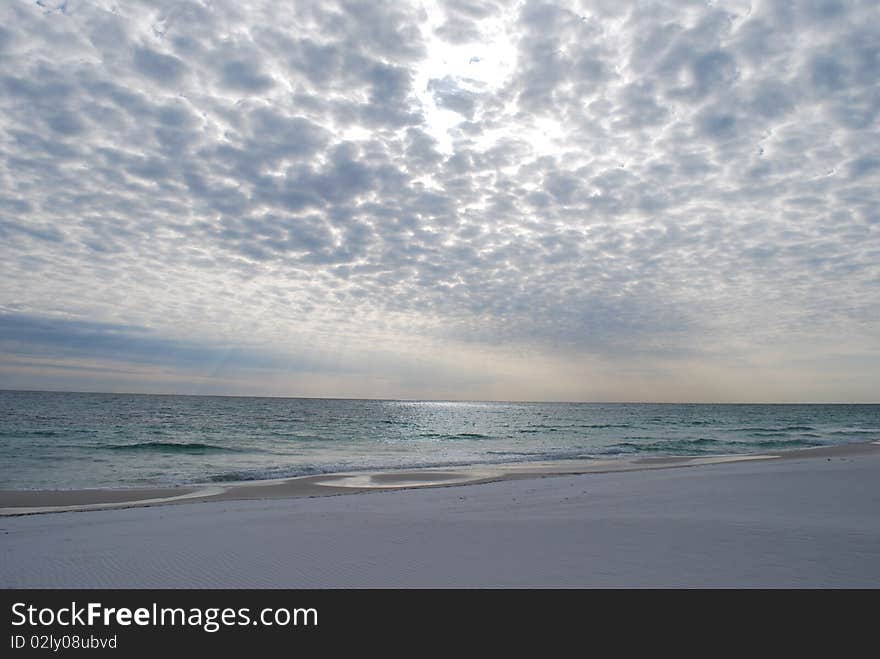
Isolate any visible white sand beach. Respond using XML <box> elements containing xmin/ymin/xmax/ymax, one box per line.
<box><xmin>2</xmin><ymin>443</ymin><xmax>879</xmax><ymax>588</ymax></box>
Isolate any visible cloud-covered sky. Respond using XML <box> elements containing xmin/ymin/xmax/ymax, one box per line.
<box><xmin>1</xmin><ymin>0</ymin><xmax>878</xmax><ymax>401</ymax></box>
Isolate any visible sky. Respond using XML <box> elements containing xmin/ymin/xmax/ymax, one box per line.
<box><xmin>0</xmin><ymin>0</ymin><xmax>878</xmax><ymax>402</ymax></box>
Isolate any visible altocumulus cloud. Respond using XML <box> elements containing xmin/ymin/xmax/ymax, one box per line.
<box><xmin>0</xmin><ymin>0</ymin><xmax>878</xmax><ymax>402</ymax></box>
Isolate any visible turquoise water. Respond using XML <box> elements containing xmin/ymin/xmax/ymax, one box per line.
<box><xmin>0</xmin><ymin>390</ymin><xmax>878</xmax><ymax>490</ymax></box>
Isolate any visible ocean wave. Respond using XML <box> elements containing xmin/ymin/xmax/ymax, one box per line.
<box><xmin>608</xmin><ymin>436</ymin><xmax>827</xmax><ymax>454</ymax></box>
<box><xmin>609</xmin><ymin>438</ymin><xmax>722</xmax><ymax>453</ymax></box>
<box><xmin>830</xmin><ymin>429</ymin><xmax>880</xmax><ymax>435</ymax></box>
<box><xmin>268</xmin><ymin>432</ymin><xmax>327</xmax><ymax>441</ymax></box>
<box><xmin>726</xmin><ymin>426</ymin><xmax>816</xmax><ymax>432</ymax></box>
<box><xmin>208</xmin><ymin>465</ymin><xmax>320</xmax><ymax>482</ymax></box>
<box><xmin>417</xmin><ymin>432</ymin><xmax>493</xmax><ymax>439</ymax></box>
<box><xmin>102</xmin><ymin>441</ymin><xmax>245</xmax><ymax>453</ymax></box>
<box><xmin>0</xmin><ymin>429</ymin><xmax>61</xmax><ymax>437</ymax></box>
<box><xmin>748</xmin><ymin>438</ymin><xmax>824</xmax><ymax>449</ymax></box>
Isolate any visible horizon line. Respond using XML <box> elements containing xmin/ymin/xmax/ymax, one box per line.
<box><xmin>0</xmin><ymin>387</ymin><xmax>877</xmax><ymax>406</ymax></box>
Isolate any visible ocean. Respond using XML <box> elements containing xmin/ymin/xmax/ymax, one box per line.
<box><xmin>0</xmin><ymin>390</ymin><xmax>878</xmax><ymax>490</ymax></box>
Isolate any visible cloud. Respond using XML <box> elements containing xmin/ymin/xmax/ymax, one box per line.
<box><xmin>0</xmin><ymin>0</ymin><xmax>878</xmax><ymax>401</ymax></box>
<box><xmin>218</xmin><ymin>58</ymin><xmax>274</xmax><ymax>93</ymax></box>
<box><xmin>133</xmin><ymin>46</ymin><xmax>187</xmax><ymax>84</ymax></box>
<box><xmin>428</xmin><ymin>76</ymin><xmax>481</xmax><ymax>119</ymax></box>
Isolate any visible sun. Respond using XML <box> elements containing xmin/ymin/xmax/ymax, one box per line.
<box><xmin>412</xmin><ymin>0</ymin><xmax>520</xmax><ymax>154</ymax></box>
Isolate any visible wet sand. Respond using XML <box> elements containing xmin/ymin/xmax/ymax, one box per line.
<box><xmin>2</xmin><ymin>441</ymin><xmax>874</xmax><ymax>516</ymax></box>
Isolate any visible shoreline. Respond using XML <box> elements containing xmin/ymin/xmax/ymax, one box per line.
<box><xmin>3</xmin><ymin>440</ymin><xmax>878</xmax><ymax>516</ymax></box>
<box><xmin>4</xmin><ymin>440</ymin><xmax>880</xmax><ymax>587</ymax></box>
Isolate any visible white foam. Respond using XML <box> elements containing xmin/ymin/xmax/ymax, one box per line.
<box><xmin>314</xmin><ymin>454</ymin><xmax>783</xmax><ymax>488</ymax></box>
<box><xmin>688</xmin><ymin>454</ymin><xmax>779</xmax><ymax>465</ymax></box>
<box><xmin>315</xmin><ymin>470</ymin><xmax>497</xmax><ymax>489</ymax></box>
